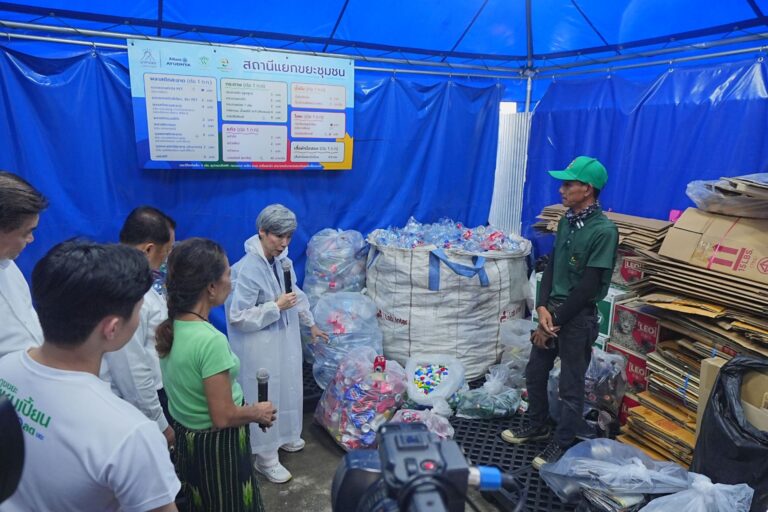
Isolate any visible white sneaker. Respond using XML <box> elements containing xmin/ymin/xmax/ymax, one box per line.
<box><xmin>254</xmin><ymin>462</ymin><xmax>292</xmax><ymax>484</ymax></box>
<box><xmin>279</xmin><ymin>438</ymin><xmax>306</xmax><ymax>453</ymax></box>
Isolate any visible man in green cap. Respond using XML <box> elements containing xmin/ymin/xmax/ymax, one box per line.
<box><xmin>501</xmin><ymin>156</ymin><xmax>618</xmax><ymax>469</ymax></box>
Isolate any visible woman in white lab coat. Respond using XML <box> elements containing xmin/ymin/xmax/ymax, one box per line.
<box><xmin>226</xmin><ymin>204</ymin><xmax>327</xmax><ymax>484</ymax></box>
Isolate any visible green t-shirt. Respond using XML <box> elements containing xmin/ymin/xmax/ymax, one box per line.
<box><xmin>549</xmin><ymin>207</ymin><xmax>618</xmax><ymax>304</ymax></box>
<box><xmin>160</xmin><ymin>320</ymin><xmax>244</xmax><ymax>430</ymax></box>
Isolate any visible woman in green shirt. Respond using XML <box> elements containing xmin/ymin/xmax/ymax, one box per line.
<box><xmin>156</xmin><ymin>238</ymin><xmax>276</xmax><ymax>512</ymax></box>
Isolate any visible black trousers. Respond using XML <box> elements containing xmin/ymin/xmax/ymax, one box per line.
<box><xmin>525</xmin><ymin>307</ymin><xmax>598</xmax><ymax>448</ymax></box>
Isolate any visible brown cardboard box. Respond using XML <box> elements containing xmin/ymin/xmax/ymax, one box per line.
<box><xmin>607</xmin><ymin>342</ymin><xmax>648</xmax><ymax>394</ymax></box>
<box><xmin>659</xmin><ymin>208</ymin><xmax>768</xmax><ymax>284</ymax></box>
<box><xmin>610</xmin><ymin>301</ymin><xmax>661</xmax><ymax>356</ymax></box>
<box><xmin>696</xmin><ymin>357</ymin><xmax>768</xmax><ymax>439</ymax></box>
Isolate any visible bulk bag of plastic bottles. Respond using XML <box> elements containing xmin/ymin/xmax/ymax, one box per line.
<box><xmin>314</xmin><ymin>347</ymin><xmax>407</xmax><ymax>451</ymax></box>
<box><xmin>311</xmin><ymin>292</ymin><xmax>383</xmax><ymax>389</ymax></box>
<box><xmin>366</xmin><ymin>217</ymin><xmax>531</xmax><ymax>380</ymax></box>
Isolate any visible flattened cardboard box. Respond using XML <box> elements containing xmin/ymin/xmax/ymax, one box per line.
<box><xmin>660</xmin><ymin>207</ymin><xmax>768</xmax><ymax>285</ymax></box>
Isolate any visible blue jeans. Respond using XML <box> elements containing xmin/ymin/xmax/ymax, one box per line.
<box><xmin>525</xmin><ymin>308</ymin><xmax>598</xmax><ymax>448</ymax></box>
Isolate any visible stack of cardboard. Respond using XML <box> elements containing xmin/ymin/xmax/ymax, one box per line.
<box><xmin>614</xmin><ymin>207</ymin><xmax>768</xmax><ymax>461</ymax></box>
<box><xmin>533</xmin><ymin>205</ymin><xmax>672</xmax><ymax>251</ymax></box>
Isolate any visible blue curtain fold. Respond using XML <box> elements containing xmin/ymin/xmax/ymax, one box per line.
<box><xmin>0</xmin><ymin>45</ymin><xmax>502</xmax><ymax>330</ymax></box>
<box><xmin>523</xmin><ymin>58</ymin><xmax>768</xmax><ymax>258</ymax></box>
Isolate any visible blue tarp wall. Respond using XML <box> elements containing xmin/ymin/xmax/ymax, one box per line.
<box><xmin>1</xmin><ymin>45</ymin><xmax>502</xmax><ymax>283</ymax></box>
<box><xmin>523</xmin><ymin>56</ymin><xmax>768</xmax><ymax>258</ymax></box>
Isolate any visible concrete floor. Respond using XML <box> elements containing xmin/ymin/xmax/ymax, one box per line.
<box><xmin>256</xmin><ymin>412</ymin><xmax>500</xmax><ymax>512</ymax></box>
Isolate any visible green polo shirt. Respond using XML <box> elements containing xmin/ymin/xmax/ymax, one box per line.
<box><xmin>549</xmin><ymin>206</ymin><xmax>618</xmax><ymax>304</ymax></box>
<box><xmin>160</xmin><ymin>320</ymin><xmax>244</xmax><ymax>430</ymax></box>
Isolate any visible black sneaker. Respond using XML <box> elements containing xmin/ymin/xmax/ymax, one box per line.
<box><xmin>532</xmin><ymin>440</ymin><xmax>565</xmax><ymax>470</ymax></box>
<box><xmin>500</xmin><ymin>424</ymin><xmax>551</xmax><ymax>445</ymax></box>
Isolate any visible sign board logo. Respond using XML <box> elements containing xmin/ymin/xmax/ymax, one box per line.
<box><xmin>139</xmin><ymin>49</ymin><xmax>158</xmax><ymax>67</ymax></box>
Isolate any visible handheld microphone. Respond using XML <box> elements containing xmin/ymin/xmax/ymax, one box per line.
<box><xmin>257</xmin><ymin>368</ymin><xmax>269</xmax><ymax>432</ymax></box>
<box><xmin>281</xmin><ymin>260</ymin><xmax>292</xmax><ymax>294</ymax></box>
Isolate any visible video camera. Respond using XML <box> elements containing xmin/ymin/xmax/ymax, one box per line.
<box><xmin>331</xmin><ymin>422</ymin><xmax>525</xmax><ymax>512</ymax></box>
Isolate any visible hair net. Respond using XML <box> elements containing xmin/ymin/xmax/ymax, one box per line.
<box><xmin>256</xmin><ymin>204</ymin><xmax>297</xmax><ymax>235</ymax></box>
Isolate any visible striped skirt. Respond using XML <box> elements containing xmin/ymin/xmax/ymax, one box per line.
<box><xmin>172</xmin><ymin>418</ymin><xmax>265</xmax><ymax>512</ymax></box>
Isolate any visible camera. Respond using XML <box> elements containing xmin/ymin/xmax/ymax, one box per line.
<box><xmin>331</xmin><ymin>422</ymin><xmax>525</xmax><ymax>512</ymax></box>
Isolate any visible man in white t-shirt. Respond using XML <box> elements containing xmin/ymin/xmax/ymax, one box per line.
<box><xmin>0</xmin><ymin>171</ymin><xmax>47</xmax><ymax>359</ymax></box>
<box><xmin>101</xmin><ymin>206</ymin><xmax>176</xmax><ymax>449</ymax></box>
<box><xmin>0</xmin><ymin>240</ymin><xmax>180</xmax><ymax>512</ymax></box>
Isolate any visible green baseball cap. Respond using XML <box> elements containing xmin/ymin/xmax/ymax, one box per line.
<box><xmin>548</xmin><ymin>156</ymin><xmax>608</xmax><ymax>190</ymax></box>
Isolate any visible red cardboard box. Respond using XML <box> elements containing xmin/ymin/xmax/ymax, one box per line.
<box><xmin>610</xmin><ymin>300</ymin><xmax>661</xmax><ymax>356</ymax></box>
<box><xmin>612</xmin><ymin>247</ymin><xmax>644</xmax><ymax>287</ymax></box>
<box><xmin>619</xmin><ymin>392</ymin><xmax>641</xmax><ymax>426</ymax></box>
<box><xmin>607</xmin><ymin>342</ymin><xmax>648</xmax><ymax>395</ymax></box>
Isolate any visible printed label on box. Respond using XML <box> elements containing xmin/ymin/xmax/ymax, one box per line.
<box><xmin>612</xmin><ymin>247</ymin><xmax>644</xmax><ymax>286</ymax></box>
<box><xmin>610</xmin><ymin>301</ymin><xmax>660</xmax><ymax>355</ymax></box>
<box><xmin>619</xmin><ymin>392</ymin><xmax>641</xmax><ymax>426</ymax></box>
<box><xmin>607</xmin><ymin>342</ymin><xmax>648</xmax><ymax>395</ymax></box>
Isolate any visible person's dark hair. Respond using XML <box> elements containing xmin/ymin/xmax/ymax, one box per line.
<box><xmin>156</xmin><ymin>238</ymin><xmax>227</xmax><ymax>357</ymax></box>
<box><xmin>593</xmin><ymin>186</ymin><xmax>602</xmax><ymax>200</ymax></box>
<box><xmin>119</xmin><ymin>206</ymin><xmax>176</xmax><ymax>246</ymax></box>
<box><xmin>0</xmin><ymin>171</ymin><xmax>48</xmax><ymax>233</ymax></box>
<box><xmin>31</xmin><ymin>240</ymin><xmax>152</xmax><ymax>346</ymax></box>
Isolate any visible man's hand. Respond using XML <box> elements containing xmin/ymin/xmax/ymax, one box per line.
<box><xmin>536</xmin><ymin>306</ymin><xmax>561</xmax><ymax>337</ymax></box>
<box><xmin>531</xmin><ymin>326</ymin><xmax>554</xmax><ymax>349</ymax></box>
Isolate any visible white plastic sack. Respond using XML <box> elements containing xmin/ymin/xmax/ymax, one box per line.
<box><xmin>499</xmin><ymin>318</ymin><xmax>536</xmax><ymax>389</ymax></box>
<box><xmin>311</xmin><ymin>292</ymin><xmax>383</xmax><ymax>389</ymax></box>
<box><xmin>639</xmin><ymin>474</ymin><xmax>753</xmax><ymax>512</ymax></box>
<box><xmin>366</xmin><ymin>232</ymin><xmax>530</xmax><ymax>380</ymax></box>
<box><xmin>405</xmin><ymin>354</ymin><xmax>465</xmax><ymax>407</ymax></box>
<box><xmin>539</xmin><ymin>439</ymin><xmax>690</xmax><ymax>504</ymax></box>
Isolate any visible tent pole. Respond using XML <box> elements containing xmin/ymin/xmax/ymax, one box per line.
<box><xmin>525</xmin><ymin>76</ymin><xmax>532</xmax><ymax>112</ymax></box>
<box><xmin>0</xmin><ymin>31</ymin><xmax>125</xmax><ymax>49</ymax></box>
<box><xmin>537</xmin><ymin>43</ymin><xmax>768</xmax><ymax>79</ymax></box>
<box><xmin>0</xmin><ymin>19</ymin><xmax>527</xmax><ymax>76</ymax></box>
<box><xmin>355</xmin><ymin>65</ymin><xmax>521</xmax><ymax>80</ymax></box>
<box><xmin>536</xmin><ymin>31</ymin><xmax>768</xmax><ymax>73</ymax></box>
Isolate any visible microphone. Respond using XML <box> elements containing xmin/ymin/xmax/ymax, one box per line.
<box><xmin>257</xmin><ymin>368</ymin><xmax>269</xmax><ymax>432</ymax></box>
<box><xmin>281</xmin><ymin>260</ymin><xmax>292</xmax><ymax>294</ymax></box>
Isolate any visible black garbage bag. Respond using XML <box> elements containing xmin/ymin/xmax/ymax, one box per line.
<box><xmin>691</xmin><ymin>355</ymin><xmax>767</xmax><ymax>512</ymax></box>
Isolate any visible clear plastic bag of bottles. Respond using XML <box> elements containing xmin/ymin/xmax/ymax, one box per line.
<box><xmin>314</xmin><ymin>347</ymin><xmax>407</xmax><ymax>451</ymax></box>
<box><xmin>304</xmin><ymin>228</ymin><xmax>367</xmax><ymax>307</ymax></box>
<box><xmin>456</xmin><ymin>365</ymin><xmax>522</xmax><ymax>419</ymax></box>
<box><xmin>390</xmin><ymin>408</ymin><xmax>455</xmax><ymax>439</ymax></box>
<box><xmin>311</xmin><ymin>292</ymin><xmax>383</xmax><ymax>389</ymax></box>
